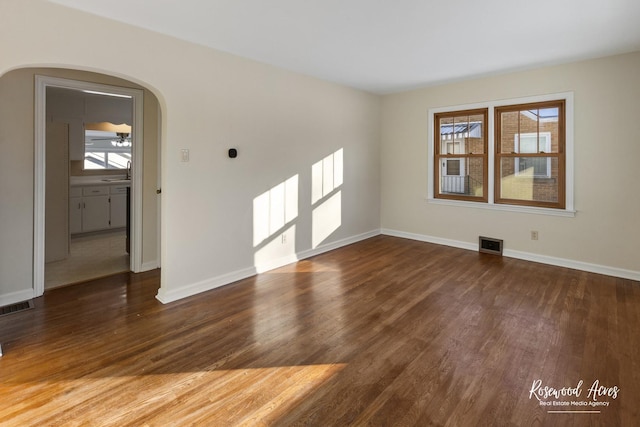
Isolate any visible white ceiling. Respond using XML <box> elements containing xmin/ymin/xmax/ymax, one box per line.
<box><xmin>49</xmin><ymin>0</ymin><xmax>640</xmax><ymax>94</ymax></box>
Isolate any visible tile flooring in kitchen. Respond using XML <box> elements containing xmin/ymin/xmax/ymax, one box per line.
<box><xmin>45</xmin><ymin>230</ymin><xmax>130</xmax><ymax>289</ymax></box>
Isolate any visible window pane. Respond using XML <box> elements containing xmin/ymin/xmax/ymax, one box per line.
<box><xmin>518</xmin><ymin>135</ymin><xmax>538</xmax><ymax>153</ymax></box>
<box><xmin>541</xmin><ymin>110</ymin><xmax>559</xmax><ymax>154</ymax></box>
<box><xmin>499</xmin><ymin>157</ymin><xmax>559</xmax><ymax>203</ymax></box>
<box><xmin>439</xmin><ymin>157</ymin><xmax>484</xmax><ymax>197</ymax></box>
<box><xmin>500</xmin><ymin>108</ymin><xmax>560</xmax><ymax>154</ymax></box>
<box><xmin>517</xmin><ymin>157</ymin><xmax>549</xmax><ymax>177</ymax></box>
<box><xmin>439</xmin><ymin>116</ymin><xmax>453</xmax><ymax>154</ymax></box>
<box><xmin>108</xmin><ymin>152</ymin><xmax>131</xmax><ymax>169</ymax></box>
<box><xmin>84</xmin><ymin>152</ymin><xmax>106</xmax><ymax>169</ymax></box>
<box><xmin>519</xmin><ymin>110</ymin><xmax>539</xmax><ymax>139</ymax></box>
<box><xmin>439</xmin><ymin>114</ymin><xmax>485</xmax><ymax>155</ymax></box>
<box><xmin>500</xmin><ymin>111</ymin><xmax>518</xmax><ymax>153</ymax></box>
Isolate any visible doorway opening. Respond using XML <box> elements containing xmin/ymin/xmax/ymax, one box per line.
<box><xmin>44</xmin><ymin>85</ymin><xmax>134</xmax><ymax>287</ymax></box>
<box><xmin>34</xmin><ymin>76</ymin><xmax>145</xmax><ymax>296</ymax></box>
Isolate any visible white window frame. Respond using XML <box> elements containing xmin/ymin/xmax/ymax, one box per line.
<box><xmin>427</xmin><ymin>92</ymin><xmax>575</xmax><ymax>217</ymax></box>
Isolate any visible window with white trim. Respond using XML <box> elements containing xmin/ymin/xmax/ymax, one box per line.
<box><xmin>429</xmin><ymin>95</ymin><xmax>571</xmax><ymax>212</ymax></box>
<box><xmin>495</xmin><ymin>101</ymin><xmax>565</xmax><ymax>209</ymax></box>
<box><xmin>434</xmin><ymin>109</ymin><xmax>488</xmax><ymax>202</ymax></box>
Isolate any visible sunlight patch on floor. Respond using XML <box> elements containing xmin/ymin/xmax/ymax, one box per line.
<box><xmin>0</xmin><ymin>364</ymin><xmax>346</xmax><ymax>425</ymax></box>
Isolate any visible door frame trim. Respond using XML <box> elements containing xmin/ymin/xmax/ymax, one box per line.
<box><xmin>34</xmin><ymin>75</ymin><xmax>144</xmax><ymax>297</ymax></box>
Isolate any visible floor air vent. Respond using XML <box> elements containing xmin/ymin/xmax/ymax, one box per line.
<box><xmin>0</xmin><ymin>300</ymin><xmax>34</xmax><ymax>317</ymax></box>
<box><xmin>479</xmin><ymin>236</ymin><xmax>503</xmax><ymax>256</ymax></box>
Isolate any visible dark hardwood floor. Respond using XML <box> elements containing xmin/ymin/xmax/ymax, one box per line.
<box><xmin>1</xmin><ymin>236</ymin><xmax>639</xmax><ymax>426</ymax></box>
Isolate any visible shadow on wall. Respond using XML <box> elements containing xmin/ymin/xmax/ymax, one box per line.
<box><xmin>253</xmin><ymin>148</ymin><xmax>343</xmax><ymax>272</ymax></box>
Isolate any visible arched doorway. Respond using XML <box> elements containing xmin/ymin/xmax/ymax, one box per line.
<box><xmin>35</xmin><ymin>75</ymin><xmax>144</xmax><ymax>294</ymax></box>
<box><xmin>0</xmin><ymin>67</ymin><xmax>161</xmax><ymax>298</ymax></box>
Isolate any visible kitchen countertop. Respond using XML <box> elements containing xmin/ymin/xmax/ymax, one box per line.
<box><xmin>70</xmin><ymin>176</ymin><xmax>131</xmax><ymax>187</ymax></box>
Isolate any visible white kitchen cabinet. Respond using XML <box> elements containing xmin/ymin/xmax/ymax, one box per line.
<box><xmin>69</xmin><ymin>196</ymin><xmax>83</xmax><ymax>234</ymax></box>
<box><xmin>70</xmin><ymin>183</ymin><xmax>129</xmax><ymax>234</ymax></box>
<box><xmin>109</xmin><ymin>185</ymin><xmax>128</xmax><ymax>229</ymax></box>
<box><xmin>82</xmin><ymin>192</ymin><xmax>110</xmax><ymax>232</ymax></box>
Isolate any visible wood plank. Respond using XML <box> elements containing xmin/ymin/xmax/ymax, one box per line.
<box><xmin>1</xmin><ymin>236</ymin><xmax>638</xmax><ymax>426</ymax></box>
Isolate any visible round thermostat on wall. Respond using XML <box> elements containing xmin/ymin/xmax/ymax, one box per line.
<box><xmin>228</xmin><ymin>148</ymin><xmax>238</xmax><ymax>158</ymax></box>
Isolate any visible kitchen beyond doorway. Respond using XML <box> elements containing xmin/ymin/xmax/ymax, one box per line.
<box><xmin>34</xmin><ymin>74</ymin><xmax>148</xmax><ymax>298</ymax></box>
<box><xmin>45</xmin><ymin>230</ymin><xmax>129</xmax><ymax>289</ymax></box>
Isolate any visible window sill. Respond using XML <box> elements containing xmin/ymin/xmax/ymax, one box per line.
<box><xmin>426</xmin><ymin>197</ymin><xmax>576</xmax><ymax>217</ymax></box>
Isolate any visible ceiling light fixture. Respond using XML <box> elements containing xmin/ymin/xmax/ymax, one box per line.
<box><xmin>86</xmin><ymin>122</ymin><xmax>133</xmax><ymax>147</ymax></box>
<box><xmin>110</xmin><ymin>133</ymin><xmax>132</xmax><ymax>147</ymax></box>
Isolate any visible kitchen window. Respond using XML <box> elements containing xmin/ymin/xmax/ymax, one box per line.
<box><xmin>84</xmin><ymin>129</ymin><xmax>132</xmax><ymax>170</ymax></box>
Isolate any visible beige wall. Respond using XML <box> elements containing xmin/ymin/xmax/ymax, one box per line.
<box><xmin>0</xmin><ymin>67</ymin><xmax>160</xmax><ymax>297</ymax></box>
<box><xmin>5</xmin><ymin>0</ymin><xmax>632</xmax><ymax>305</ymax></box>
<box><xmin>0</xmin><ymin>0</ymin><xmax>381</xmax><ymax>303</ymax></box>
<box><xmin>0</xmin><ymin>70</ymin><xmax>37</xmax><ymax>301</ymax></box>
<box><xmin>381</xmin><ymin>52</ymin><xmax>640</xmax><ymax>274</ymax></box>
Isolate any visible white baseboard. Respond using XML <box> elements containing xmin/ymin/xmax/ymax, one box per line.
<box><xmin>296</xmin><ymin>229</ymin><xmax>381</xmax><ymax>261</ymax></box>
<box><xmin>156</xmin><ymin>265</ymin><xmax>258</xmax><ymax>304</ymax></box>
<box><xmin>381</xmin><ymin>228</ymin><xmax>640</xmax><ymax>282</ymax></box>
<box><xmin>382</xmin><ymin>229</ymin><xmax>478</xmax><ymax>252</ymax></box>
<box><xmin>501</xmin><ymin>249</ymin><xmax>640</xmax><ymax>281</ymax></box>
<box><xmin>0</xmin><ymin>289</ymin><xmax>34</xmax><ymax>307</ymax></box>
<box><xmin>254</xmin><ymin>254</ymin><xmax>300</xmax><ymax>275</ymax></box>
<box><xmin>156</xmin><ymin>229</ymin><xmax>381</xmax><ymax>304</ymax></box>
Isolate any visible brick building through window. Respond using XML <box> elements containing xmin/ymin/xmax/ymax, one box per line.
<box><xmin>433</xmin><ymin>99</ymin><xmax>566</xmax><ymax>210</ymax></box>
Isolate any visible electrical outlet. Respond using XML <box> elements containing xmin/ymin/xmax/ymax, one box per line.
<box><xmin>531</xmin><ymin>231</ymin><xmax>539</xmax><ymax>240</ymax></box>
